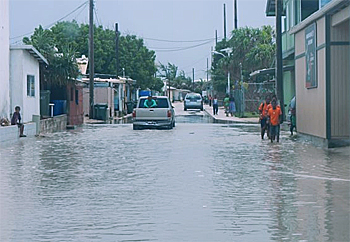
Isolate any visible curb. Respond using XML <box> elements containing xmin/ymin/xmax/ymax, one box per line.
<box><xmin>203</xmin><ymin>108</ymin><xmax>258</xmax><ymax>125</ymax></box>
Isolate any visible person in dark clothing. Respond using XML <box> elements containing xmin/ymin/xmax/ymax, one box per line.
<box><xmin>11</xmin><ymin>106</ymin><xmax>26</xmax><ymax>137</ymax></box>
<box><xmin>213</xmin><ymin>95</ymin><xmax>218</xmax><ymax>115</ymax></box>
<box><xmin>229</xmin><ymin>95</ymin><xmax>236</xmax><ymax>116</ymax></box>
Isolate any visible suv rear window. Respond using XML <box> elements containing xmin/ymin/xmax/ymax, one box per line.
<box><xmin>186</xmin><ymin>94</ymin><xmax>201</xmax><ymax>100</ymax></box>
<box><xmin>139</xmin><ymin>98</ymin><xmax>169</xmax><ymax>108</ymax></box>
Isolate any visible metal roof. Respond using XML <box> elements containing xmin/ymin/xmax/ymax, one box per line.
<box><xmin>250</xmin><ymin>65</ymin><xmax>294</xmax><ymax>78</ymax></box>
<box><xmin>10</xmin><ymin>45</ymin><xmax>48</xmax><ymax>65</ymax></box>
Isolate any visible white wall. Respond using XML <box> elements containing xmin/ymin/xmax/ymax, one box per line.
<box><xmin>0</xmin><ymin>0</ymin><xmax>10</xmax><ymax>118</ymax></box>
<box><xmin>10</xmin><ymin>49</ymin><xmax>40</xmax><ymax>123</ymax></box>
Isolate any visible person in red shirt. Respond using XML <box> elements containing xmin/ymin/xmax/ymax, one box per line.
<box><xmin>258</xmin><ymin>95</ymin><xmax>271</xmax><ymax>139</ymax></box>
<box><xmin>268</xmin><ymin>99</ymin><xmax>282</xmax><ymax>143</ymax></box>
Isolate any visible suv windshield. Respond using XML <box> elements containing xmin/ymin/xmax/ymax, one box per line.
<box><xmin>139</xmin><ymin>98</ymin><xmax>169</xmax><ymax>108</ymax></box>
<box><xmin>186</xmin><ymin>94</ymin><xmax>201</xmax><ymax>100</ymax></box>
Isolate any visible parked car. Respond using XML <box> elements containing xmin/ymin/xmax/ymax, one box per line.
<box><xmin>133</xmin><ymin>96</ymin><xmax>175</xmax><ymax>130</ymax></box>
<box><xmin>184</xmin><ymin>93</ymin><xmax>203</xmax><ymax>111</ymax></box>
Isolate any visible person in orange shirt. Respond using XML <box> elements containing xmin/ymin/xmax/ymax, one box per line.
<box><xmin>268</xmin><ymin>99</ymin><xmax>282</xmax><ymax>143</ymax></box>
<box><xmin>266</xmin><ymin>94</ymin><xmax>280</xmax><ymax>111</ymax></box>
<box><xmin>258</xmin><ymin>95</ymin><xmax>271</xmax><ymax>139</ymax></box>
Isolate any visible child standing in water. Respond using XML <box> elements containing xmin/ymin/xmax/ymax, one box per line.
<box><xmin>268</xmin><ymin>99</ymin><xmax>282</xmax><ymax>143</ymax></box>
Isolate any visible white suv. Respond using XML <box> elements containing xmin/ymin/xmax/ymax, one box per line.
<box><xmin>184</xmin><ymin>93</ymin><xmax>203</xmax><ymax>111</ymax></box>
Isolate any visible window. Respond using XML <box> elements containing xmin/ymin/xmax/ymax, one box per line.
<box><xmin>27</xmin><ymin>75</ymin><xmax>35</xmax><ymax>97</ymax></box>
<box><xmin>301</xmin><ymin>0</ymin><xmax>319</xmax><ymax>21</ymax></box>
<box><xmin>185</xmin><ymin>94</ymin><xmax>202</xmax><ymax>100</ymax></box>
<box><xmin>71</xmin><ymin>88</ymin><xmax>74</xmax><ymax>101</ymax></box>
<box><xmin>139</xmin><ymin>98</ymin><xmax>169</xmax><ymax>108</ymax></box>
<box><xmin>75</xmin><ymin>89</ymin><xmax>79</xmax><ymax>105</ymax></box>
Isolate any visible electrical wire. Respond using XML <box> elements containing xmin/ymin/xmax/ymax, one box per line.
<box><xmin>93</xmin><ymin>2</ymin><xmax>101</xmax><ymax>26</ymax></box>
<box><xmin>10</xmin><ymin>1</ymin><xmax>88</xmax><ymax>40</ymax></box>
<box><xmin>143</xmin><ymin>37</ymin><xmax>215</xmax><ymax>43</ymax></box>
<box><xmin>75</xmin><ymin>1</ymin><xmax>88</xmax><ymax>20</ymax></box>
<box><xmin>151</xmin><ymin>40</ymin><xmax>213</xmax><ymax>52</ymax></box>
<box><xmin>180</xmin><ymin>53</ymin><xmax>211</xmax><ymax>70</ymax></box>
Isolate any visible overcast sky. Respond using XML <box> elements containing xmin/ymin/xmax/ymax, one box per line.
<box><xmin>10</xmin><ymin>0</ymin><xmax>275</xmax><ymax>79</ymax></box>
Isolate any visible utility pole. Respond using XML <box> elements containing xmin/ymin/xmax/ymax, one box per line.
<box><xmin>192</xmin><ymin>68</ymin><xmax>195</xmax><ymax>91</ymax></box>
<box><xmin>223</xmin><ymin>3</ymin><xmax>227</xmax><ymax>40</ymax></box>
<box><xmin>215</xmin><ymin>30</ymin><xmax>218</xmax><ymax>45</ymax></box>
<box><xmin>207</xmin><ymin>58</ymin><xmax>209</xmax><ymax>83</ymax></box>
<box><xmin>234</xmin><ymin>0</ymin><xmax>238</xmax><ymax>29</ymax></box>
<box><xmin>89</xmin><ymin>0</ymin><xmax>94</xmax><ymax>119</ymax></box>
<box><xmin>115</xmin><ymin>23</ymin><xmax>119</xmax><ymax>78</ymax></box>
<box><xmin>275</xmin><ymin>0</ymin><xmax>284</xmax><ymax>122</ymax></box>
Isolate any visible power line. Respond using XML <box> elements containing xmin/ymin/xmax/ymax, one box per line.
<box><xmin>151</xmin><ymin>40</ymin><xmax>213</xmax><ymax>52</ymax></box>
<box><xmin>75</xmin><ymin>1</ymin><xmax>88</xmax><ymax>20</ymax></box>
<box><xmin>93</xmin><ymin>2</ymin><xmax>101</xmax><ymax>26</ymax></box>
<box><xmin>10</xmin><ymin>1</ymin><xmax>88</xmax><ymax>40</ymax></box>
<box><xmin>180</xmin><ymin>53</ymin><xmax>211</xmax><ymax>70</ymax></box>
<box><xmin>144</xmin><ymin>37</ymin><xmax>215</xmax><ymax>43</ymax></box>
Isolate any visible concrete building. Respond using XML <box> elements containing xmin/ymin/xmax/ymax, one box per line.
<box><xmin>290</xmin><ymin>0</ymin><xmax>349</xmax><ymax>147</ymax></box>
<box><xmin>265</xmin><ymin>0</ymin><xmax>349</xmax><ymax>147</ymax></box>
<box><xmin>10</xmin><ymin>45</ymin><xmax>48</xmax><ymax>123</ymax></box>
<box><xmin>0</xmin><ymin>0</ymin><xmax>10</xmax><ymax>119</ymax></box>
<box><xmin>82</xmin><ymin>76</ymin><xmax>136</xmax><ymax>119</ymax></box>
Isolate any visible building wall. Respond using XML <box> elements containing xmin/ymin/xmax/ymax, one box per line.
<box><xmin>83</xmin><ymin>86</ymin><xmax>114</xmax><ymax>118</ymax></box>
<box><xmin>0</xmin><ymin>0</ymin><xmax>10</xmax><ymax>119</ymax></box>
<box><xmin>330</xmin><ymin>16</ymin><xmax>349</xmax><ymax>138</ymax></box>
<box><xmin>9</xmin><ymin>50</ymin><xmax>24</xmax><ymax>115</ymax></box>
<box><xmin>67</xmin><ymin>84</ymin><xmax>84</xmax><ymax>125</ymax></box>
<box><xmin>295</xmin><ymin>17</ymin><xmax>327</xmax><ymax>139</ymax></box>
<box><xmin>10</xmin><ymin>49</ymin><xmax>40</xmax><ymax>123</ymax></box>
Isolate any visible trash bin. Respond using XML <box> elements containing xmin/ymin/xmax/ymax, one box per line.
<box><xmin>126</xmin><ymin>102</ymin><xmax>134</xmax><ymax>114</ymax></box>
<box><xmin>94</xmin><ymin>103</ymin><xmax>108</xmax><ymax>120</ymax></box>
<box><xmin>51</xmin><ymin>100</ymin><xmax>67</xmax><ymax>116</ymax></box>
<box><xmin>40</xmin><ymin>90</ymin><xmax>51</xmax><ymax>117</ymax></box>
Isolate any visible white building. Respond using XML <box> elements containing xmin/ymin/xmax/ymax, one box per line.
<box><xmin>0</xmin><ymin>0</ymin><xmax>10</xmax><ymax>119</ymax></box>
<box><xmin>10</xmin><ymin>45</ymin><xmax>48</xmax><ymax>123</ymax></box>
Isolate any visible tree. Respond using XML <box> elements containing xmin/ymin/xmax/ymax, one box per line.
<box><xmin>24</xmin><ymin>21</ymin><xmax>160</xmax><ymax>90</ymax></box>
<box><xmin>211</xmin><ymin>26</ymin><xmax>275</xmax><ymax>93</ymax></box>
<box><xmin>23</xmin><ymin>25</ymin><xmax>80</xmax><ymax>87</ymax></box>
<box><xmin>119</xmin><ymin>35</ymin><xmax>158</xmax><ymax>90</ymax></box>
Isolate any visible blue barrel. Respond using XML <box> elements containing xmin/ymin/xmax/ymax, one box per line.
<box><xmin>139</xmin><ymin>90</ymin><xmax>151</xmax><ymax>97</ymax></box>
<box><xmin>52</xmin><ymin>100</ymin><xmax>67</xmax><ymax>116</ymax></box>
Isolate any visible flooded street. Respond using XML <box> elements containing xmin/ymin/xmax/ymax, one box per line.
<box><xmin>0</xmin><ymin>116</ymin><xmax>349</xmax><ymax>241</ymax></box>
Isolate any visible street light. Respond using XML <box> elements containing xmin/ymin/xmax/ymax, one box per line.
<box><xmin>212</xmin><ymin>48</ymin><xmax>233</xmax><ymax>94</ymax></box>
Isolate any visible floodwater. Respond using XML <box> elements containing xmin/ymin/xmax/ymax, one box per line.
<box><xmin>0</xmin><ymin>116</ymin><xmax>349</xmax><ymax>242</ymax></box>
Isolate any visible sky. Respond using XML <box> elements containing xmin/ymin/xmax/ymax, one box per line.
<box><xmin>10</xmin><ymin>0</ymin><xmax>275</xmax><ymax>79</ymax></box>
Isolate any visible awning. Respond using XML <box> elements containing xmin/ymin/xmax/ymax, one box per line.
<box><xmin>250</xmin><ymin>65</ymin><xmax>294</xmax><ymax>78</ymax></box>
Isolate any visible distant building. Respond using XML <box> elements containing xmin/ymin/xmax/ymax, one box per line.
<box><xmin>10</xmin><ymin>45</ymin><xmax>48</xmax><ymax>123</ymax></box>
<box><xmin>0</xmin><ymin>0</ymin><xmax>10</xmax><ymax>119</ymax></box>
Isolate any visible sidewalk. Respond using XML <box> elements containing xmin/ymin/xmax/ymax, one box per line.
<box><xmin>203</xmin><ymin>104</ymin><xmax>258</xmax><ymax>124</ymax></box>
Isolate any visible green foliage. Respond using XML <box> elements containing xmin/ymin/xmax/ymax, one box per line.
<box><xmin>172</xmin><ymin>70</ymin><xmax>193</xmax><ymax>90</ymax></box>
<box><xmin>211</xmin><ymin>26</ymin><xmax>275</xmax><ymax>94</ymax></box>
<box><xmin>119</xmin><ymin>35</ymin><xmax>157</xmax><ymax>90</ymax></box>
<box><xmin>24</xmin><ymin>21</ymin><xmax>158</xmax><ymax>89</ymax></box>
<box><xmin>23</xmin><ymin>25</ymin><xmax>80</xmax><ymax>86</ymax></box>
